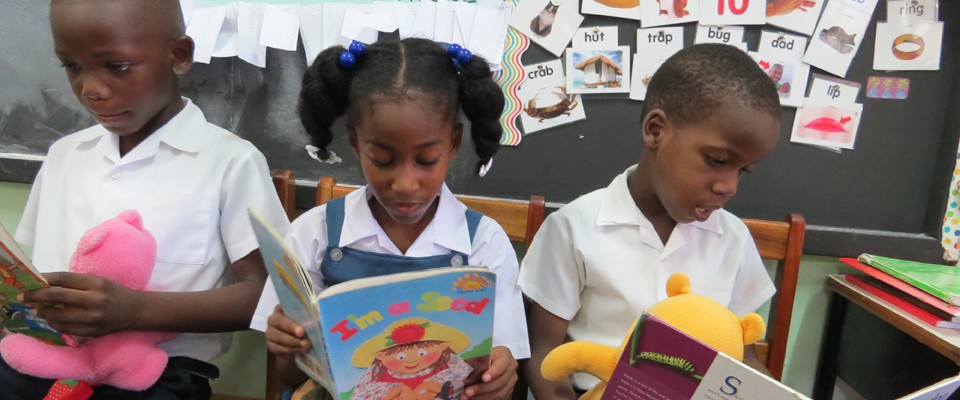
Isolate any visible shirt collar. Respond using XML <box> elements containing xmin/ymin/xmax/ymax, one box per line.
<box><xmin>71</xmin><ymin>98</ymin><xmax>205</xmax><ymax>162</ymax></box>
<box><xmin>430</xmin><ymin>184</ymin><xmax>472</xmax><ymax>254</ymax></box>
<box><xmin>596</xmin><ymin>164</ymin><xmax>723</xmax><ymax>236</ymax></box>
<box><xmin>338</xmin><ymin>184</ymin><xmax>472</xmax><ymax>254</ymax></box>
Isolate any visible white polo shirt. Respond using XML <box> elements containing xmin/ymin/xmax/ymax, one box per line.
<box><xmin>16</xmin><ymin>99</ymin><xmax>291</xmax><ymax>362</ymax></box>
<box><xmin>519</xmin><ymin>165</ymin><xmax>775</xmax><ymax>389</ymax></box>
<box><xmin>252</xmin><ymin>184</ymin><xmax>531</xmax><ymax>359</ymax></box>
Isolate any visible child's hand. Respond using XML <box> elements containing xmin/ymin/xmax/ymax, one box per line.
<box><xmin>460</xmin><ymin>346</ymin><xmax>518</xmax><ymax>400</ymax></box>
<box><xmin>21</xmin><ymin>271</ymin><xmax>141</xmax><ymax>337</ymax></box>
<box><xmin>266</xmin><ymin>304</ymin><xmax>312</xmax><ymax>356</ymax></box>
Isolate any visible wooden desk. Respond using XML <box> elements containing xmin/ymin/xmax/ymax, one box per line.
<box><xmin>814</xmin><ymin>274</ymin><xmax>960</xmax><ymax>399</ymax></box>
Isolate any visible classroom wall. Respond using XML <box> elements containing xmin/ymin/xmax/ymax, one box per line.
<box><xmin>4</xmin><ymin>2</ymin><xmax>959</xmax><ymax>263</ymax></box>
<box><xmin>0</xmin><ymin>182</ymin><xmax>864</xmax><ymax>398</ymax></box>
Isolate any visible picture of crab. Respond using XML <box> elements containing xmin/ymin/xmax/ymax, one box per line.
<box><xmin>523</xmin><ymin>87</ymin><xmax>580</xmax><ymax>122</ymax></box>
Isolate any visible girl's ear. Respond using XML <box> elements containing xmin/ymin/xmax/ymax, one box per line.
<box><xmin>348</xmin><ymin>125</ymin><xmax>360</xmax><ymax>156</ymax></box>
<box><xmin>170</xmin><ymin>35</ymin><xmax>194</xmax><ymax>76</ymax></box>
<box><xmin>450</xmin><ymin>122</ymin><xmax>463</xmax><ymax>155</ymax></box>
<box><xmin>642</xmin><ymin>109</ymin><xmax>670</xmax><ymax>151</ymax></box>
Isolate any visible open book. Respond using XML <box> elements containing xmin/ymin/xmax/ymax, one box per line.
<box><xmin>0</xmin><ymin>222</ymin><xmax>76</xmax><ymax>346</ymax></box>
<box><xmin>601</xmin><ymin>313</ymin><xmax>808</xmax><ymax>400</ymax></box>
<box><xmin>601</xmin><ymin>313</ymin><xmax>960</xmax><ymax>400</ymax></box>
<box><xmin>249</xmin><ymin>210</ymin><xmax>496</xmax><ymax>400</ymax></box>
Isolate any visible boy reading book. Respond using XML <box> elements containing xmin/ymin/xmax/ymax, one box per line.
<box><xmin>1</xmin><ymin>1</ymin><xmax>290</xmax><ymax>398</ymax></box>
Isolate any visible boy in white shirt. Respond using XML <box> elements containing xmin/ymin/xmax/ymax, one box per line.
<box><xmin>1</xmin><ymin>1</ymin><xmax>289</xmax><ymax>398</ymax></box>
<box><xmin>519</xmin><ymin>43</ymin><xmax>782</xmax><ymax>399</ymax></box>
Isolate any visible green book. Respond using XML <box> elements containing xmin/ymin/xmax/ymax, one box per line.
<box><xmin>858</xmin><ymin>253</ymin><xmax>960</xmax><ymax>306</ymax></box>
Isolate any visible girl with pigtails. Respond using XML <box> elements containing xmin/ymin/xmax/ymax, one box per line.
<box><xmin>251</xmin><ymin>38</ymin><xmax>530</xmax><ymax>400</ymax></box>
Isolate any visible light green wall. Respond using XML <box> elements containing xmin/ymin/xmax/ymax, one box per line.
<box><xmin>0</xmin><ymin>182</ymin><xmax>30</xmax><ymax>234</ymax></box>
<box><xmin>0</xmin><ymin>181</ymin><xmax>862</xmax><ymax>398</ymax></box>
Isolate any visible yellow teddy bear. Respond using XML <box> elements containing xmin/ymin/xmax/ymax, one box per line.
<box><xmin>540</xmin><ymin>272</ymin><xmax>766</xmax><ymax>400</ymax></box>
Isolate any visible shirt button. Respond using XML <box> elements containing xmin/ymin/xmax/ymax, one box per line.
<box><xmin>330</xmin><ymin>248</ymin><xmax>343</xmax><ymax>262</ymax></box>
<box><xmin>111</xmin><ymin>172</ymin><xmax>121</xmax><ymax>180</ymax></box>
<box><xmin>450</xmin><ymin>255</ymin><xmax>463</xmax><ymax>266</ymax></box>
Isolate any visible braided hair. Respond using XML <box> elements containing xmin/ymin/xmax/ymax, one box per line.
<box><xmin>298</xmin><ymin>38</ymin><xmax>503</xmax><ymax>172</ymax></box>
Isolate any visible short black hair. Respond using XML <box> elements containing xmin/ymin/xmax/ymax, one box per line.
<box><xmin>298</xmin><ymin>38</ymin><xmax>504</xmax><ymax>171</ymax></box>
<box><xmin>50</xmin><ymin>0</ymin><xmax>185</xmax><ymax>38</ymax></box>
<box><xmin>642</xmin><ymin>43</ymin><xmax>780</xmax><ymax>127</ymax></box>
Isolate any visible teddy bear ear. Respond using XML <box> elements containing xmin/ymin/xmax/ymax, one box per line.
<box><xmin>665</xmin><ymin>272</ymin><xmax>691</xmax><ymax>297</ymax></box>
<box><xmin>739</xmin><ymin>313</ymin><xmax>766</xmax><ymax>345</ymax></box>
<box><xmin>116</xmin><ymin>210</ymin><xmax>144</xmax><ymax>229</ymax></box>
<box><xmin>76</xmin><ymin>228</ymin><xmax>108</xmax><ymax>255</ymax></box>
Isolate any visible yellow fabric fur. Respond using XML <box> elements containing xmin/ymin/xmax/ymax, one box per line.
<box><xmin>540</xmin><ymin>272</ymin><xmax>766</xmax><ymax>400</ymax></box>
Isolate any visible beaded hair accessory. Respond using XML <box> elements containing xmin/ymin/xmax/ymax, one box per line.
<box><xmin>446</xmin><ymin>43</ymin><xmax>473</xmax><ymax>69</ymax></box>
<box><xmin>338</xmin><ymin>41</ymin><xmax>366</xmax><ymax>69</ymax></box>
<box><xmin>338</xmin><ymin>41</ymin><xmax>475</xmax><ymax>71</ymax></box>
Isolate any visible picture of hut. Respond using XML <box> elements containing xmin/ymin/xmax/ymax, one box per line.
<box><xmin>574</xmin><ymin>53</ymin><xmax>622</xmax><ymax>88</ymax></box>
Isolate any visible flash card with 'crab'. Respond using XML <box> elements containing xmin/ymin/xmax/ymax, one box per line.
<box><xmin>518</xmin><ymin>59</ymin><xmax>586</xmax><ymax>135</ymax></box>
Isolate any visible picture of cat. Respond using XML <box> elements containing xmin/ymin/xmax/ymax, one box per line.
<box><xmin>530</xmin><ymin>0</ymin><xmax>560</xmax><ymax>37</ymax></box>
<box><xmin>819</xmin><ymin>26</ymin><xmax>856</xmax><ymax>54</ymax></box>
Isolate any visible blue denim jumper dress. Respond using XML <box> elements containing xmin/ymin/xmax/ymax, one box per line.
<box><xmin>319</xmin><ymin>197</ymin><xmax>483</xmax><ymax>286</ymax></box>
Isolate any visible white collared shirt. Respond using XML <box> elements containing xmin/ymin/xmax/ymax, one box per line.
<box><xmin>16</xmin><ymin>99</ymin><xmax>291</xmax><ymax>362</ymax></box>
<box><xmin>252</xmin><ymin>184</ymin><xmax>531</xmax><ymax>358</ymax></box>
<box><xmin>519</xmin><ymin>165</ymin><xmax>774</xmax><ymax>389</ymax></box>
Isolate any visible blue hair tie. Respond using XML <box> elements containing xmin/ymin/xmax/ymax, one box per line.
<box><xmin>338</xmin><ymin>41</ymin><xmax>366</xmax><ymax>69</ymax></box>
<box><xmin>446</xmin><ymin>43</ymin><xmax>473</xmax><ymax>69</ymax></box>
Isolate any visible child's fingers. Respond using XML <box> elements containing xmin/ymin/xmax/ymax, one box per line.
<box><xmin>267</xmin><ymin>305</ymin><xmax>306</xmax><ymax>338</ymax></box>
<box><xmin>461</xmin><ymin>346</ymin><xmax>518</xmax><ymax>399</ymax></box>
<box><xmin>265</xmin><ymin>305</ymin><xmax>311</xmax><ymax>355</ymax></box>
<box><xmin>265</xmin><ymin>328</ymin><xmax>311</xmax><ymax>355</ymax></box>
<box><xmin>460</xmin><ymin>372</ymin><xmax>518</xmax><ymax>400</ymax></box>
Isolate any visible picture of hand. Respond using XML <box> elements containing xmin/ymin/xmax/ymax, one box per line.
<box><xmin>766</xmin><ymin>0</ymin><xmax>816</xmax><ymax>16</ymax></box>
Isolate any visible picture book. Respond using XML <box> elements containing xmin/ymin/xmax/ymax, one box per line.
<box><xmin>600</xmin><ymin>313</ymin><xmax>810</xmax><ymax>400</ymax></box>
<box><xmin>846</xmin><ymin>275</ymin><xmax>960</xmax><ymax>330</ymax></box>
<box><xmin>858</xmin><ymin>254</ymin><xmax>960</xmax><ymax>306</ymax></box>
<box><xmin>249</xmin><ymin>210</ymin><xmax>496</xmax><ymax>400</ymax></box>
<box><xmin>840</xmin><ymin>257</ymin><xmax>960</xmax><ymax>322</ymax></box>
<box><xmin>899</xmin><ymin>374</ymin><xmax>960</xmax><ymax>400</ymax></box>
<box><xmin>0</xmin><ymin>221</ymin><xmax>77</xmax><ymax>347</ymax></box>
<box><xmin>600</xmin><ymin>312</ymin><xmax>960</xmax><ymax>400</ymax></box>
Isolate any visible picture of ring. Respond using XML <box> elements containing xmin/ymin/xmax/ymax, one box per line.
<box><xmin>892</xmin><ymin>34</ymin><xmax>925</xmax><ymax>60</ymax></box>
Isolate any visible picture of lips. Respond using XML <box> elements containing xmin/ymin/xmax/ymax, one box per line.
<box><xmin>804</xmin><ymin>116</ymin><xmax>851</xmax><ymax>133</ymax></box>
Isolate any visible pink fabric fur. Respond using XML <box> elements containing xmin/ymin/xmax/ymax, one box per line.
<box><xmin>0</xmin><ymin>210</ymin><xmax>176</xmax><ymax>391</ymax></box>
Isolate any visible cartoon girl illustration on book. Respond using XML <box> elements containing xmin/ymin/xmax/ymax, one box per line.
<box><xmin>351</xmin><ymin>317</ymin><xmax>473</xmax><ymax>400</ymax></box>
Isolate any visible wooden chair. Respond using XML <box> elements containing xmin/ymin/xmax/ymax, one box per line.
<box><xmin>741</xmin><ymin>213</ymin><xmax>806</xmax><ymax>382</ymax></box>
<box><xmin>316</xmin><ymin>176</ymin><xmax>546</xmax><ymax>249</ymax></box>
<box><xmin>211</xmin><ymin>169</ymin><xmax>296</xmax><ymax>400</ymax></box>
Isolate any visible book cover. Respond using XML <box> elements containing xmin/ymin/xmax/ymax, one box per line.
<box><xmin>250</xmin><ymin>210</ymin><xmax>495</xmax><ymax>400</ymax></box>
<box><xmin>318</xmin><ymin>268</ymin><xmax>495</xmax><ymax>400</ymax></box>
<box><xmin>0</xmin><ymin>222</ymin><xmax>75</xmax><ymax>346</ymax></box>
<box><xmin>899</xmin><ymin>374</ymin><xmax>960</xmax><ymax>400</ymax></box>
<box><xmin>249</xmin><ymin>209</ymin><xmax>333</xmax><ymax>390</ymax></box>
<box><xmin>840</xmin><ymin>257</ymin><xmax>960</xmax><ymax>322</ymax></box>
<box><xmin>845</xmin><ymin>275</ymin><xmax>960</xmax><ymax>330</ymax></box>
<box><xmin>859</xmin><ymin>254</ymin><xmax>960</xmax><ymax>306</ymax></box>
<box><xmin>600</xmin><ymin>313</ymin><xmax>810</xmax><ymax>400</ymax></box>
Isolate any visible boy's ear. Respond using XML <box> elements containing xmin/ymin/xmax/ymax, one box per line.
<box><xmin>170</xmin><ymin>35</ymin><xmax>194</xmax><ymax>76</ymax></box>
<box><xmin>450</xmin><ymin>122</ymin><xmax>463</xmax><ymax>155</ymax></box>
<box><xmin>642</xmin><ymin>109</ymin><xmax>669</xmax><ymax>150</ymax></box>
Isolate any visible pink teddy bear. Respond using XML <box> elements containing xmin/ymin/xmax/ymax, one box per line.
<box><xmin>0</xmin><ymin>210</ymin><xmax>176</xmax><ymax>391</ymax></box>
